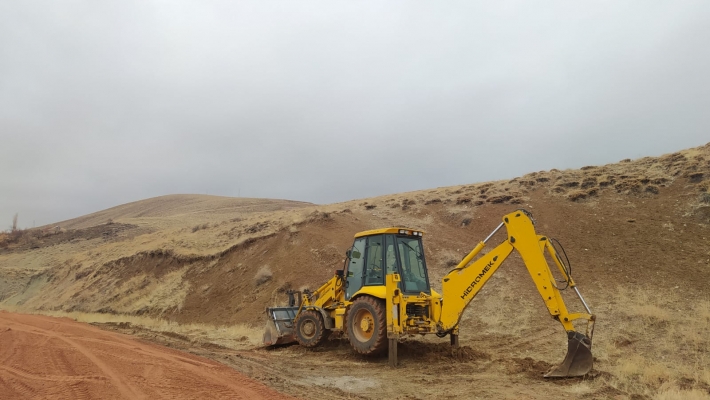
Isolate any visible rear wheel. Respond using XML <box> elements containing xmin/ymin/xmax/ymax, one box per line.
<box><xmin>347</xmin><ymin>296</ymin><xmax>387</xmax><ymax>355</ymax></box>
<box><xmin>294</xmin><ymin>310</ymin><xmax>327</xmax><ymax>348</ymax></box>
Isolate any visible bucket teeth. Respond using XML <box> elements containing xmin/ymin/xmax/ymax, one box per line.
<box><xmin>544</xmin><ymin>331</ymin><xmax>593</xmax><ymax>378</ymax></box>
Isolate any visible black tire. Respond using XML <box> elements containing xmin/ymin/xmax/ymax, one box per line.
<box><xmin>294</xmin><ymin>310</ymin><xmax>327</xmax><ymax>348</ymax></box>
<box><xmin>347</xmin><ymin>296</ymin><xmax>387</xmax><ymax>355</ymax></box>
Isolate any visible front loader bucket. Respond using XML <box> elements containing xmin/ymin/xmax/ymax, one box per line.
<box><xmin>263</xmin><ymin>307</ymin><xmax>298</xmax><ymax>346</ymax></box>
<box><xmin>544</xmin><ymin>331</ymin><xmax>593</xmax><ymax>378</ymax></box>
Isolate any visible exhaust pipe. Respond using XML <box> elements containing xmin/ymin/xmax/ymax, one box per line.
<box><xmin>544</xmin><ymin>331</ymin><xmax>593</xmax><ymax>378</ymax></box>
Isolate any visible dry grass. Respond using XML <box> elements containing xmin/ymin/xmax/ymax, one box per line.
<box><xmin>121</xmin><ymin>269</ymin><xmax>190</xmax><ymax>313</ymax></box>
<box><xmin>564</xmin><ymin>382</ymin><xmax>594</xmax><ymax>396</ymax></box>
<box><xmin>630</xmin><ymin>303</ymin><xmax>672</xmax><ymax>321</ymax></box>
<box><xmin>191</xmin><ymin>223</ymin><xmax>210</xmax><ymax>232</ymax></box>
<box><xmin>0</xmin><ymin>195</ymin><xmax>315</xmax><ymax>275</ymax></box>
<box><xmin>655</xmin><ymin>388</ymin><xmax>710</xmax><ymax>400</ymax></box>
<box><xmin>464</xmin><ymin>282</ymin><xmax>710</xmax><ymax>400</ymax></box>
<box><xmin>599</xmin><ymin>287</ymin><xmax>710</xmax><ymax>397</ymax></box>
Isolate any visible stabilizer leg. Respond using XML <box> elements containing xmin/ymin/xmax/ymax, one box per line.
<box><xmin>450</xmin><ymin>333</ymin><xmax>459</xmax><ymax>348</ymax></box>
<box><xmin>388</xmin><ymin>338</ymin><xmax>398</xmax><ymax>367</ymax></box>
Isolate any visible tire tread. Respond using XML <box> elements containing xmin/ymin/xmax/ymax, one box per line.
<box><xmin>347</xmin><ymin>296</ymin><xmax>388</xmax><ymax>355</ymax></box>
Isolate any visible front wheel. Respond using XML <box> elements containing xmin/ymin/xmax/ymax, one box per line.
<box><xmin>294</xmin><ymin>310</ymin><xmax>327</xmax><ymax>347</ymax></box>
<box><xmin>347</xmin><ymin>296</ymin><xmax>387</xmax><ymax>355</ymax></box>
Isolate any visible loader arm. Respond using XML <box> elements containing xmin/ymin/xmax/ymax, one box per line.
<box><xmin>302</xmin><ymin>273</ymin><xmax>345</xmax><ymax>310</ymax></box>
<box><xmin>263</xmin><ymin>269</ymin><xmax>345</xmax><ymax>347</ymax></box>
<box><xmin>439</xmin><ymin>210</ymin><xmax>595</xmax><ymax>377</ymax></box>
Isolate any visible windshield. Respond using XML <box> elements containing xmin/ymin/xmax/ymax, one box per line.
<box><xmin>396</xmin><ymin>236</ymin><xmax>430</xmax><ymax>294</ymax></box>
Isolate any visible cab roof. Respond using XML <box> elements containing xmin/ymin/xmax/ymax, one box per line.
<box><xmin>354</xmin><ymin>227</ymin><xmax>425</xmax><ymax>238</ymax></box>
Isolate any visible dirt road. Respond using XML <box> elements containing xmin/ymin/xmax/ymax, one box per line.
<box><xmin>0</xmin><ymin>311</ymin><xmax>294</xmax><ymax>400</ymax></box>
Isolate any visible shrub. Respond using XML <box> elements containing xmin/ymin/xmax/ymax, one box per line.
<box><xmin>486</xmin><ymin>195</ymin><xmax>513</xmax><ymax>204</ymax></box>
<box><xmin>254</xmin><ymin>265</ymin><xmax>273</xmax><ymax>286</ymax></box>
<box><xmin>645</xmin><ymin>185</ymin><xmax>660</xmax><ymax>195</ymax></box>
<box><xmin>305</xmin><ymin>211</ymin><xmax>331</xmax><ymax>222</ymax></box>
<box><xmin>689</xmin><ymin>172</ymin><xmax>704</xmax><ymax>183</ymax></box>
<box><xmin>192</xmin><ymin>223</ymin><xmax>209</xmax><ymax>233</ymax></box>
<box><xmin>568</xmin><ymin>190</ymin><xmax>588</xmax><ymax>202</ymax></box>
<box><xmin>581</xmin><ymin>177</ymin><xmax>597</xmax><ymax>189</ymax></box>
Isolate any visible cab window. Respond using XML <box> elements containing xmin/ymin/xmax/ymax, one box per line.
<box><xmin>364</xmin><ymin>236</ymin><xmax>384</xmax><ymax>285</ymax></box>
<box><xmin>385</xmin><ymin>235</ymin><xmax>398</xmax><ymax>274</ymax></box>
<box><xmin>396</xmin><ymin>236</ymin><xmax>430</xmax><ymax>294</ymax></box>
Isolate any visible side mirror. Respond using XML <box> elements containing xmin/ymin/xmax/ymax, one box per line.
<box><xmin>345</xmin><ymin>250</ymin><xmax>351</xmax><ymax>258</ymax></box>
<box><xmin>335</xmin><ymin>269</ymin><xmax>344</xmax><ymax>277</ymax></box>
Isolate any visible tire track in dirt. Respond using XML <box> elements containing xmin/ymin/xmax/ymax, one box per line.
<box><xmin>0</xmin><ymin>311</ymin><xmax>296</xmax><ymax>400</ymax></box>
<box><xmin>55</xmin><ymin>330</ymin><xmax>145</xmax><ymax>399</ymax></box>
<box><xmin>2</xmin><ymin>318</ymin><xmax>144</xmax><ymax>399</ymax></box>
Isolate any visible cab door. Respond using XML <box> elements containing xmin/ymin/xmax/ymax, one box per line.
<box><xmin>364</xmin><ymin>236</ymin><xmax>384</xmax><ymax>286</ymax></box>
<box><xmin>345</xmin><ymin>237</ymin><xmax>366</xmax><ymax>299</ymax></box>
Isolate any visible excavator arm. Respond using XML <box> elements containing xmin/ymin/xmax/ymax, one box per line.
<box><xmin>439</xmin><ymin>210</ymin><xmax>595</xmax><ymax>377</ymax></box>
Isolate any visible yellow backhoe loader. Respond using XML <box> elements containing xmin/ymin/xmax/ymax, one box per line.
<box><xmin>263</xmin><ymin>210</ymin><xmax>595</xmax><ymax>378</ymax></box>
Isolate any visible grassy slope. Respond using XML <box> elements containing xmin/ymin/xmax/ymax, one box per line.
<box><xmin>1</xmin><ymin>142</ymin><xmax>709</xmax><ymax>399</ymax></box>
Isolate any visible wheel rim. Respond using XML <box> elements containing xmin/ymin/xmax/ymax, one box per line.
<box><xmin>301</xmin><ymin>319</ymin><xmax>316</xmax><ymax>339</ymax></box>
<box><xmin>352</xmin><ymin>308</ymin><xmax>375</xmax><ymax>342</ymax></box>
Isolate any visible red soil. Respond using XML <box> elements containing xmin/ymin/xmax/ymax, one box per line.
<box><xmin>0</xmin><ymin>311</ymin><xmax>294</xmax><ymax>400</ymax></box>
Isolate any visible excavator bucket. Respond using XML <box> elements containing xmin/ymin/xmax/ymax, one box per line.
<box><xmin>544</xmin><ymin>331</ymin><xmax>593</xmax><ymax>378</ymax></box>
<box><xmin>263</xmin><ymin>307</ymin><xmax>298</xmax><ymax>346</ymax></box>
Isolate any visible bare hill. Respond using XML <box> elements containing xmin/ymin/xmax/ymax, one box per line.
<box><xmin>1</xmin><ymin>142</ymin><xmax>709</xmax><ymax>399</ymax></box>
<box><xmin>50</xmin><ymin>194</ymin><xmax>313</xmax><ymax>230</ymax></box>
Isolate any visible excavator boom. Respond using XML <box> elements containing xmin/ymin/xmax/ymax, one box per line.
<box><xmin>439</xmin><ymin>210</ymin><xmax>595</xmax><ymax>377</ymax></box>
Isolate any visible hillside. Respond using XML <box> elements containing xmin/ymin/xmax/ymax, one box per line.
<box><xmin>1</xmin><ymin>143</ymin><xmax>709</xmax><ymax>399</ymax></box>
<box><xmin>49</xmin><ymin>194</ymin><xmax>313</xmax><ymax>230</ymax></box>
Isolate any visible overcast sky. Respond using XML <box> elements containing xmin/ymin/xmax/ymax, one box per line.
<box><xmin>1</xmin><ymin>1</ymin><xmax>709</xmax><ymax>227</ymax></box>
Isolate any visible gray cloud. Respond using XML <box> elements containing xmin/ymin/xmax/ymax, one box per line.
<box><xmin>2</xmin><ymin>1</ymin><xmax>709</xmax><ymax>227</ymax></box>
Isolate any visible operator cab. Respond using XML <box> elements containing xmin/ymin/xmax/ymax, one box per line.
<box><xmin>344</xmin><ymin>228</ymin><xmax>430</xmax><ymax>299</ymax></box>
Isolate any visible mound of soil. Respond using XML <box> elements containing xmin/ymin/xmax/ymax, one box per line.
<box><xmin>399</xmin><ymin>340</ymin><xmax>491</xmax><ymax>362</ymax></box>
<box><xmin>508</xmin><ymin>357</ymin><xmax>555</xmax><ymax>378</ymax></box>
